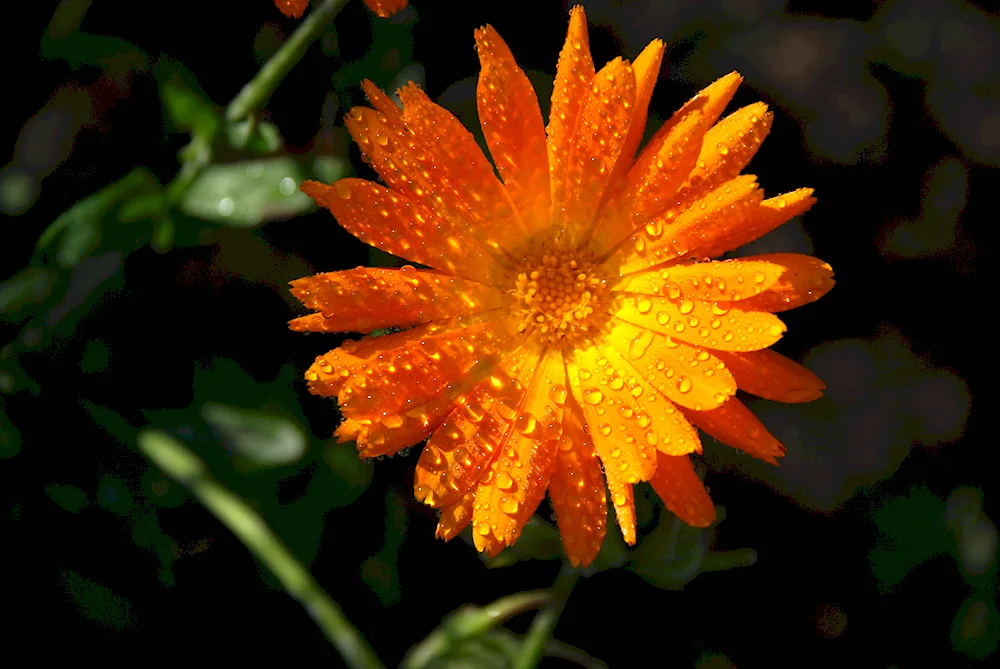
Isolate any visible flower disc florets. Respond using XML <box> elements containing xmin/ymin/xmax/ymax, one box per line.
<box><xmin>510</xmin><ymin>246</ymin><xmax>609</xmax><ymax>346</ymax></box>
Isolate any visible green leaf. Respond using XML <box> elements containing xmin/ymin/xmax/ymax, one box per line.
<box><xmin>45</xmin><ymin>483</ymin><xmax>88</xmax><ymax>513</ymax></box>
<box><xmin>155</xmin><ymin>57</ymin><xmax>220</xmax><ymax>140</ymax></box>
<box><xmin>35</xmin><ymin>167</ymin><xmax>161</xmax><ymax>267</ymax></box>
<box><xmin>179</xmin><ymin>158</ymin><xmax>314</xmax><ymax>226</ymax></box>
<box><xmin>97</xmin><ymin>475</ymin><xmax>135</xmax><ymax>517</ymax></box>
<box><xmin>61</xmin><ymin>570</ymin><xmax>135</xmax><ymax>630</ymax></box>
<box><xmin>226</xmin><ymin>118</ymin><xmax>284</xmax><ymax>153</ymax></box>
<box><xmin>0</xmin><ymin>267</ymin><xmax>57</xmax><ymax>323</ymax></box>
<box><xmin>202</xmin><ymin>402</ymin><xmax>307</xmax><ymax>467</ymax></box>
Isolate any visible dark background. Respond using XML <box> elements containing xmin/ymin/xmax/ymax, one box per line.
<box><xmin>1</xmin><ymin>0</ymin><xmax>992</xmax><ymax>666</ymax></box>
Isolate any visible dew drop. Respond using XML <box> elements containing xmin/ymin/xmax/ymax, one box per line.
<box><xmin>500</xmin><ymin>497</ymin><xmax>519</xmax><ymax>515</ymax></box>
<box><xmin>496</xmin><ymin>472</ymin><xmax>514</xmax><ymax>491</ymax></box>
<box><xmin>548</xmin><ymin>384</ymin><xmax>568</xmax><ymax>406</ymax></box>
<box><xmin>677</xmin><ymin>377</ymin><xmax>693</xmax><ymax>393</ymax></box>
<box><xmin>584</xmin><ymin>388</ymin><xmax>604</xmax><ymax>405</ymax></box>
<box><xmin>635</xmin><ymin>297</ymin><xmax>653</xmax><ymax>314</ymax></box>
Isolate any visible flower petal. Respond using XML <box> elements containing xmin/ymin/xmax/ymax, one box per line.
<box><xmin>549</xmin><ymin>398</ymin><xmax>607</xmax><ymax>567</ymax></box>
<box><xmin>589</xmin><ymin>109</ymin><xmax>707</xmax><ymax>253</ymax></box>
<box><xmin>364</xmin><ymin>0</ymin><xmax>407</xmax><ymax>18</ymax></box>
<box><xmin>548</xmin><ymin>6</ymin><xmax>595</xmax><ymax>220</ymax></box>
<box><xmin>301</xmin><ymin>179</ymin><xmax>501</xmax><ymax>284</ymax></box>
<box><xmin>613</xmin><ymin>293</ymin><xmax>787</xmax><ymax>353</ymax></box>
<box><xmin>275</xmin><ymin>0</ymin><xmax>308</xmax><ymax>18</ymax></box>
<box><xmin>684</xmin><ymin>188</ymin><xmax>818</xmax><ymax>260</ymax></box>
<box><xmin>605</xmin><ymin>321</ymin><xmax>735</xmax><ymax>412</ymax></box>
<box><xmin>414</xmin><ymin>343</ymin><xmax>539</xmax><ymax>509</ymax></box>
<box><xmin>649</xmin><ymin>453</ymin><xmax>716</xmax><ymax>527</ymax></box>
<box><xmin>475</xmin><ymin>26</ymin><xmax>551</xmax><ymax>235</ymax></box>
<box><xmin>557</xmin><ymin>57</ymin><xmax>637</xmax><ymax>245</ymax></box>
<box><xmin>720</xmin><ymin>253</ymin><xmax>835</xmax><ymax>313</ymax></box>
<box><xmin>612</xmin><ymin>258</ymin><xmax>785</xmax><ymax>302</ymax></box>
<box><xmin>633</xmin><ymin>71</ymin><xmax>743</xmax><ymax>169</ymax></box>
<box><xmin>289</xmin><ymin>267</ymin><xmax>505</xmax><ymax>334</ymax></box>
<box><xmin>472</xmin><ymin>349</ymin><xmax>564</xmax><ymax>555</ymax></box>
<box><xmin>680</xmin><ymin>398</ymin><xmax>786</xmax><ymax>465</ymax></box>
<box><xmin>610</xmin><ymin>175</ymin><xmax>764</xmax><ymax>273</ymax></box>
<box><xmin>435</xmin><ymin>489</ymin><xmax>475</xmax><ymax>541</ymax></box>
<box><xmin>608</xmin><ymin>479</ymin><xmax>637</xmax><ymax>544</ymax></box>
<box><xmin>714</xmin><ymin>349</ymin><xmax>825</xmax><ymax>403</ymax></box>
<box><xmin>608</xmin><ymin>39</ymin><xmax>665</xmax><ymax>185</ymax></box>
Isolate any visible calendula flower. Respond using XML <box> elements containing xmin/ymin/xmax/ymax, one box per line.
<box><xmin>274</xmin><ymin>0</ymin><xmax>407</xmax><ymax>20</ymax></box>
<box><xmin>292</xmin><ymin>6</ymin><xmax>834</xmax><ymax>566</ymax></box>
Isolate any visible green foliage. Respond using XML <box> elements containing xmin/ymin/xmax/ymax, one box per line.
<box><xmin>45</xmin><ymin>483</ymin><xmax>88</xmax><ymax>513</ymax></box>
<box><xmin>61</xmin><ymin>570</ymin><xmax>135</xmax><ymax>630</ymax></box>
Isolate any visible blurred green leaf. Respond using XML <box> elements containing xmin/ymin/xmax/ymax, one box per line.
<box><xmin>226</xmin><ymin>118</ymin><xmax>284</xmax><ymax>153</ymax></box>
<box><xmin>45</xmin><ymin>483</ymin><xmax>88</xmax><ymax>513</ymax></box>
<box><xmin>402</xmin><ymin>591</ymin><xmax>548</xmax><ymax>669</ymax></box>
<box><xmin>98</xmin><ymin>475</ymin><xmax>135</xmax><ymax>517</ymax></box>
<box><xmin>0</xmin><ymin>267</ymin><xmax>58</xmax><ymax>323</ymax></box>
<box><xmin>312</xmin><ymin>155</ymin><xmax>350</xmax><ymax>184</ymax></box>
<box><xmin>42</xmin><ymin>31</ymin><xmax>148</xmax><ymax>72</ymax></box>
<box><xmin>0</xmin><ymin>405</ymin><xmax>21</xmax><ymax>458</ymax></box>
<box><xmin>35</xmin><ymin>167</ymin><xmax>161</xmax><ymax>268</ymax></box>
<box><xmin>155</xmin><ymin>57</ymin><xmax>220</xmax><ymax>140</ymax></box>
<box><xmin>202</xmin><ymin>402</ymin><xmax>307</xmax><ymax>467</ymax></box>
<box><xmin>870</xmin><ymin>487</ymin><xmax>949</xmax><ymax>593</ymax></box>
<box><xmin>179</xmin><ymin>158</ymin><xmax>313</xmax><ymax>226</ymax></box>
<box><xmin>481</xmin><ymin>517</ymin><xmax>564</xmax><ymax>568</ymax></box>
<box><xmin>951</xmin><ymin>596</ymin><xmax>1000</xmax><ymax>659</ymax></box>
<box><xmin>321</xmin><ymin>441</ymin><xmax>373</xmax><ymax>507</ymax></box>
<box><xmin>61</xmin><ymin>570</ymin><xmax>135</xmax><ymax>630</ymax></box>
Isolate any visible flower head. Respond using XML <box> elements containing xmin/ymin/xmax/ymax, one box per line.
<box><xmin>275</xmin><ymin>0</ymin><xmax>407</xmax><ymax>20</ymax></box>
<box><xmin>292</xmin><ymin>7</ymin><xmax>834</xmax><ymax>566</ymax></box>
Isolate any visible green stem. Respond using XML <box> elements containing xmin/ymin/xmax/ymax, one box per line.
<box><xmin>138</xmin><ymin>431</ymin><xmax>384</xmax><ymax>669</ymax></box>
<box><xmin>226</xmin><ymin>0</ymin><xmax>348</xmax><ymax>122</ymax></box>
<box><xmin>514</xmin><ymin>563</ymin><xmax>581</xmax><ymax>669</ymax></box>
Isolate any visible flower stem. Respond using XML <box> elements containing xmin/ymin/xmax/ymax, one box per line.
<box><xmin>138</xmin><ymin>430</ymin><xmax>384</xmax><ymax>669</ymax></box>
<box><xmin>226</xmin><ymin>0</ymin><xmax>348</xmax><ymax>123</ymax></box>
<box><xmin>514</xmin><ymin>563</ymin><xmax>581</xmax><ymax>669</ymax></box>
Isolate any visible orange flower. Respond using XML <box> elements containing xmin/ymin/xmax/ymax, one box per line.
<box><xmin>274</xmin><ymin>0</ymin><xmax>407</xmax><ymax>19</ymax></box>
<box><xmin>292</xmin><ymin>7</ymin><xmax>834</xmax><ymax>566</ymax></box>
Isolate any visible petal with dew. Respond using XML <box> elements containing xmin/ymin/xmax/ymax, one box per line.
<box><xmin>302</xmin><ymin>179</ymin><xmax>501</xmax><ymax>285</ymax></box>
<box><xmin>414</xmin><ymin>343</ymin><xmax>538</xmax><ymax>509</ymax></box>
<box><xmin>435</xmin><ymin>489</ymin><xmax>475</xmax><ymax>541</ymax></box>
<box><xmin>722</xmin><ymin>253</ymin><xmax>835</xmax><ymax>313</ymax></box>
<box><xmin>605</xmin><ymin>321</ymin><xmax>735</xmax><ymax>412</ymax></box>
<box><xmin>611</xmin><ymin>175</ymin><xmax>764</xmax><ymax>273</ymax></box>
<box><xmin>613</xmin><ymin>292</ymin><xmax>786</xmax><ymax>354</ymax></box>
<box><xmin>549</xmin><ymin>397</ymin><xmax>607</xmax><ymax>567</ymax></box>
<box><xmin>649</xmin><ymin>453</ymin><xmax>716</xmax><ymax>527</ymax></box>
<box><xmin>714</xmin><ymin>349</ymin><xmax>825</xmax><ymax>403</ymax></box>
<box><xmin>475</xmin><ymin>26</ymin><xmax>551</xmax><ymax>235</ymax></box>
<box><xmin>681</xmin><ymin>398</ymin><xmax>786</xmax><ymax>465</ymax></box>
<box><xmin>289</xmin><ymin>266</ymin><xmax>505</xmax><ymax>334</ymax></box>
<box><xmin>472</xmin><ymin>348</ymin><xmax>565</xmax><ymax>555</ymax></box>
<box><xmin>548</xmin><ymin>6</ymin><xmax>595</xmax><ymax>215</ymax></box>
<box><xmin>558</xmin><ymin>57</ymin><xmax>637</xmax><ymax>244</ymax></box>
<box><xmin>607</xmin><ymin>39</ymin><xmax>665</xmax><ymax>186</ymax></box>
<box><xmin>612</xmin><ymin>258</ymin><xmax>785</xmax><ymax>302</ymax></box>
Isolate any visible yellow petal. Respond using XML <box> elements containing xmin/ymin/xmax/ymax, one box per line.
<box><xmin>607</xmin><ymin>39</ymin><xmax>666</xmax><ymax>186</ymax></box>
<box><xmin>722</xmin><ymin>253</ymin><xmax>835</xmax><ymax>313</ymax></box>
<box><xmin>612</xmin><ymin>258</ymin><xmax>785</xmax><ymax>302</ymax></box>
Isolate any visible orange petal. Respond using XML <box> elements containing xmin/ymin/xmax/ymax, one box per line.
<box><xmin>548</xmin><ymin>6</ymin><xmax>595</xmax><ymax>220</ymax></box>
<box><xmin>435</xmin><ymin>489</ymin><xmax>475</xmax><ymax>541</ymax></box>
<box><xmin>649</xmin><ymin>453</ymin><xmax>716</xmax><ymax>527</ymax></box>
<box><xmin>338</xmin><ymin>318</ymin><xmax>517</xmax><ymax>419</ymax></box>
<box><xmin>414</xmin><ymin>344</ymin><xmax>539</xmax><ymax>509</ymax></box>
<box><xmin>397</xmin><ymin>84</ymin><xmax>529</xmax><ymax>250</ymax></box>
<box><xmin>289</xmin><ymin>267</ymin><xmax>504</xmax><ymax>334</ymax></box>
<box><xmin>303</xmin><ymin>325</ymin><xmax>440</xmax><ymax>398</ymax></box>
<box><xmin>301</xmin><ymin>179</ymin><xmax>501</xmax><ymax>285</ymax></box>
<box><xmin>714</xmin><ymin>349</ymin><xmax>825</xmax><ymax>403</ymax></box>
<box><xmin>612</xmin><ymin>258</ymin><xmax>785</xmax><ymax>302</ymax></box>
<box><xmin>472</xmin><ymin>349</ymin><xmax>565</xmax><ymax>555</ymax></box>
<box><xmin>590</xmin><ymin>109</ymin><xmax>707</xmax><ymax>253</ymax></box>
<box><xmin>685</xmin><ymin>188</ymin><xmax>818</xmax><ymax>260</ymax></box>
<box><xmin>674</xmin><ymin>103</ymin><xmax>773</xmax><ymax>207</ymax></box>
<box><xmin>607</xmin><ymin>39</ymin><xmax>665</xmax><ymax>186</ymax></box>
<box><xmin>570</xmin><ymin>344</ymin><xmax>660</xmax><ymax>483</ymax></box>
<box><xmin>475</xmin><ymin>26</ymin><xmax>551</xmax><ymax>235</ymax></box>
<box><xmin>611</xmin><ymin>175</ymin><xmax>764</xmax><ymax>273</ymax></box>
<box><xmin>275</xmin><ymin>0</ymin><xmax>308</xmax><ymax>18</ymax></box>
<box><xmin>363</xmin><ymin>0</ymin><xmax>407</xmax><ymax>18</ymax></box>
<box><xmin>557</xmin><ymin>57</ymin><xmax>636</xmax><ymax>245</ymax></box>
<box><xmin>549</xmin><ymin>398</ymin><xmax>607</xmax><ymax>567</ymax></box>
<box><xmin>609</xmin><ymin>478</ymin><xmax>637</xmax><ymax>544</ymax></box>
<box><xmin>633</xmin><ymin>71</ymin><xmax>743</xmax><ymax>170</ymax></box>
<box><xmin>721</xmin><ymin>253</ymin><xmax>835</xmax><ymax>313</ymax></box>
<box><xmin>680</xmin><ymin>398</ymin><xmax>786</xmax><ymax>465</ymax></box>
<box><xmin>605</xmin><ymin>321</ymin><xmax>735</xmax><ymax>413</ymax></box>
<box><xmin>613</xmin><ymin>292</ymin><xmax>787</xmax><ymax>353</ymax></box>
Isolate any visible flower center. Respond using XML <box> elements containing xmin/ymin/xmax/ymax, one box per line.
<box><xmin>510</xmin><ymin>248</ymin><xmax>609</xmax><ymax>347</ymax></box>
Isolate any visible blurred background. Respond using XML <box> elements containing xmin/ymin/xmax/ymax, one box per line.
<box><xmin>1</xmin><ymin>0</ymin><xmax>992</xmax><ymax>665</ymax></box>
